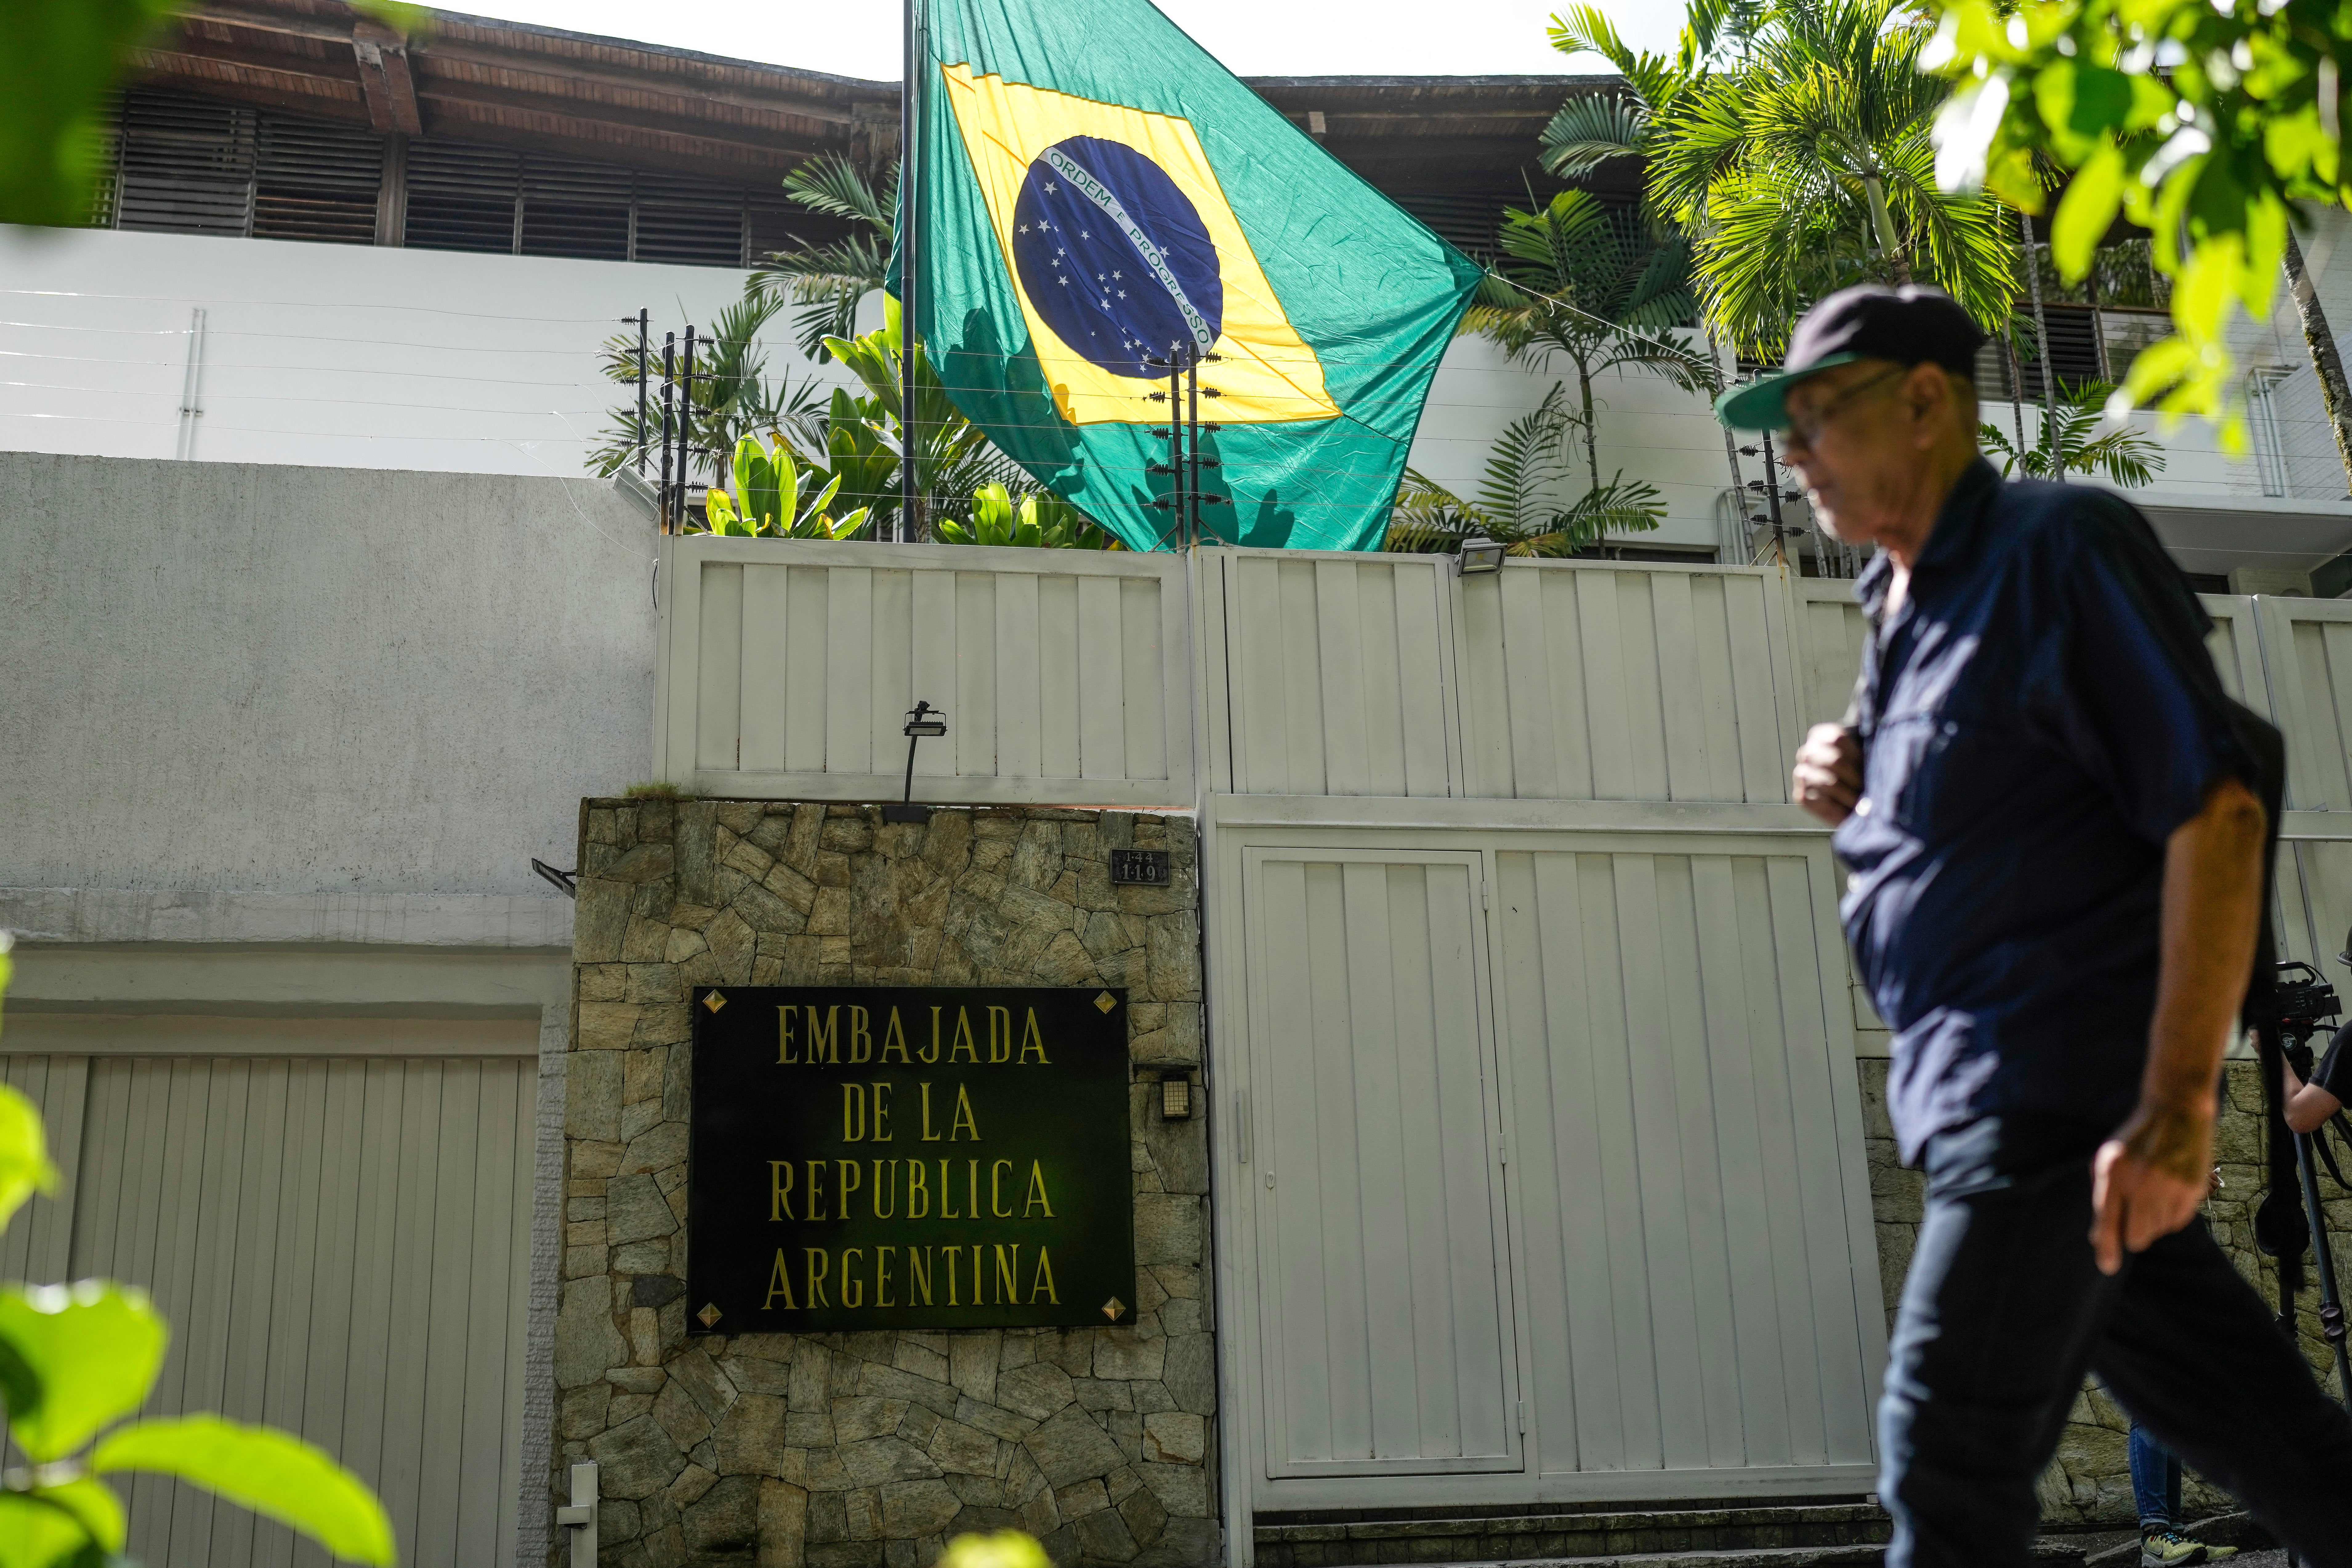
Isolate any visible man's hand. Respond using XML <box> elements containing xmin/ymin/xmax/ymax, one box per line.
<box><xmin>1793</xmin><ymin>723</ymin><xmax>1863</xmax><ymax>825</ymax></box>
<box><xmin>2090</xmin><ymin>1100</ymin><xmax>2216</xmax><ymax>1275</ymax></box>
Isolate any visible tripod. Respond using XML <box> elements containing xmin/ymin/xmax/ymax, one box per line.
<box><xmin>2271</xmin><ymin>997</ymin><xmax>2352</xmax><ymax>1414</ymax></box>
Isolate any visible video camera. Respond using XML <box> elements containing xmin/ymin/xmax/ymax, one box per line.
<box><xmin>2273</xmin><ymin>959</ymin><xmax>2341</xmax><ymax>1077</ymax></box>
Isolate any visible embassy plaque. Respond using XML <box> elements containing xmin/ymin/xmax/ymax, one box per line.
<box><xmin>687</xmin><ymin>986</ymin><xmax>1136</xmax><ymax>1331</ymax></box>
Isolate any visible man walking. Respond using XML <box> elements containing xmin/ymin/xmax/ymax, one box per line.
<box><xmin>1720</xmin><ymin>284</ymin><xmax>2352</xmax><ymax>1566</ymax></box>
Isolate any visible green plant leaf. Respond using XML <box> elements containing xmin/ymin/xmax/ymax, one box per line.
<box><xmin>22</xmin><ymin>1477</ymin><xmax>122</xmax><ymax>1556</ymax></box>
<box><xmin>0</xmin><ymin>1080</ymin><xmax>58</xmax><ymax>1234</ymax></box>
<box><xmin>94</xmin><ymin>1415</ymin><xmax>394</xmax><ymax>1566</ymax></box>
<box><xmin>2050</xmin><ymin>143</ymin><xmax>2124</xmax><ymax>281</ymax></box>
<box><xmin>0</xmin><ymin>1486</ymin><xmax>112</xmax><ymax>1568</ymax></box>
<box><xmin>0</xmin><ymin>1282</ymin><xmax>166</xmax><ymax>1462</ymax></box>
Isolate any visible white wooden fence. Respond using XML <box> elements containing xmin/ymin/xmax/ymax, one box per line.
<box><xmin>653</xmin><ymin>535</ymin><xmax>2352</xmax><ymax>1546</ymax></box>
<box><xmin>654</xmin><ymin>537</ymin><xmax>1194</xmax><ymax>807</ymax></box>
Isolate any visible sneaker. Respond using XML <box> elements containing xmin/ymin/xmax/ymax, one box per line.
<box><xmin>2201</xmin><ymin>1546</ymin><xmax>2238</xmax><ymax>1563</ymax></box>
<box><xmin>2142</xmin><ymin>1530</ymin><xmax>2206</xmax><ymax>1567</ymax></box>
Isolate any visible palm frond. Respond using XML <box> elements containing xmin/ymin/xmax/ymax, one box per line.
<box><xmin>748</xmin><ymin>158</ymin><xmax>898</xmax><ymax>360</ymax></box>
<box><xmin>1646</xmin><ymin>0</ymin><xmax>2018</xmax><ymax>359</ymax></box>
<box><xmin>1539</xmin><ymin>96</ymin><xmax>1649</xmax><ymax>179</ymax></box>
<box><xmin>779</xmin><ymin>154</ymin><xmax>896</xmax><ymax>230</ymax></box>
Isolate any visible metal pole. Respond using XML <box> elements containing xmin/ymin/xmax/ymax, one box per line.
<box><xmin>1169</xmin><ymin>357</ymin><xmax>1186</xmax><ymax>548</ymax></box>
<box><xmin>635</xmin><ymin>309</ymin><xmax>650</xmax><ymax>476</ymax></box>
<box><xmin>1758</xmin><ymin>426</ymin><xmax>1787</xmax><ymax>563</ymax></box>
<box><xmin>898</xmin><ymin>0</ymin><xmax>923</xmax><ymax>545</ymax></box>
<box><xmin>1185</xmin><ymin>355</ymin><xmax>1201</xmax><ymax>548</ymax></box>
<box><xmin>659</xmin><ymin>332</ymin><xmax>676</xmax><ymax>534</ymax></box>
<box><xmin>682</xmin><ymin>323</ymin><xmax>699</xmax><ymax>492</ymax></box>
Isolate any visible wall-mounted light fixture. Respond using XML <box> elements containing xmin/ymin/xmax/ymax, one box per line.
<box><xmin>1456</xmin><ymin>535</ymin><xmax>1506</xmax><ymax>575</ymax></box>
<box><xmin>1159</xmin><ymin>1074</ymin><xmax>1196</xmax><ymax>1121</ymax></box>
<box><xmin>532</xmin><ymin>859</ymin><xmax>578</xmax><ymax>898</ymax></box>
<box><xmin>884</xmin><ymin>701</ymin><xmax>946</xmax><ymax>824</ymax></box>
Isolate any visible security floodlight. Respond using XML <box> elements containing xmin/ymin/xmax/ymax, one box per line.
<box><xmin>1456</xmin><ymin>535</ymin><xmax>1506</xmax><ymax>575</ymax></box>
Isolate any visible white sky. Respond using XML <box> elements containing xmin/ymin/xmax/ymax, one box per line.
<box><xmin>440</xmin><ymin>0</ymin><xmax>1680</xmax><ymax>80</ymax></box>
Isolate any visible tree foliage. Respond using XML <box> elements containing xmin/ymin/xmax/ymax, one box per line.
<box><xmin>1644</xmin><ymin>0</ymin><xmax>2021</xmax><ymax>357</ymax></box>
<box><xmin>746</xmin><ymin>154</ymin><xmax>898</xmax><ymax>361</ymax></box>
<box><xmin>1925</xmin><ymin>0</ymin><xmax>2344</xmax><ymax>436</ymax></box>
<box><xmin>1979</xmin><ymin>379</ymin><xmax>2166</xmax><ymax>482</ymax></box>
<box><xmin>1388</xmin><ymin>385</ymin><xmax>1665</xmax><ymax>555</ymax></box>
<box><xmin>0</xmin><ymin>936</ymin><xmax>395</xmax><ymax>1568</ymax></box>
<box><xmin>1467</xmin><ymin>192</ymin><xmax>1719</xmax><ymax>494</ymax></box>
<box><xmin>590</xmin><ymin>294</ymin><xmax>828</xmax><ymax>485</ymax></box>
<box><xmin>935</xmin><ymin>486</ymin><xmax>1123</xmax><ymax>549</ymax></box>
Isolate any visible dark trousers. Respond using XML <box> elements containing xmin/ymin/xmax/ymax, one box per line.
<box><xmin>1880</xmin><ymin>1119</ymin><xmax>2352</xmax><ymax>1567</ymax></box>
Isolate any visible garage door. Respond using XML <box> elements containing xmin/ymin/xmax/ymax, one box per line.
<box><xmin>0</xmin><ymin>1054</ymin><xmax>534</xmax><ymax>1568</ymax></box>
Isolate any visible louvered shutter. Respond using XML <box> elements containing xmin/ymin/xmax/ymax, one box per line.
<box><xmin>634</xmin><ymin>171</ymin><xmax>750</xmax><ymax>266</ymax></box>
<box><xmin>1387</xmin><ymin>190</ymin><xmax>1511</xmax><ymax>260</ymax></box>
<box><xmin>405</xmin><ymin>140</ymin><xmax>521</xmax><ymax>252</ymax></box>
<box><xmin>520</xmin><ymin>154</ymin><xmax>631</xmax><ymax>261</ymax></box>
<box><xmin>116</xmin><ymin>90</ymin><xmax>256</xmax><ymax>236</ymax></box>
<box><xmin>253</xmin><ymin>115</ymin><xmax>384</xmax><ymax>244</ymax></box>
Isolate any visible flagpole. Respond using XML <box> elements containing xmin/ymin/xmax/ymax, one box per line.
<box><xmin>898</xmin><ymin>0</ymin><xmax>922</xmax><ymax>545</ymax></box>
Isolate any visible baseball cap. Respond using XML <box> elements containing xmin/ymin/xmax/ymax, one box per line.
<box><xmin>1715</xmin><ymin>284</ymin><xmax>1988</xmax><ymax>431</ymax></box>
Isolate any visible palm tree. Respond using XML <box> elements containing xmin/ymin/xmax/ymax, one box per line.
<box><xmin>1979</xmin><ymin>380</ymin><xmax>2164</xmax><ymax>486</ymax></box>
<box><xmin>1466</xmin><ymin>191</ymin><xmax>1719</xmax><ymax>498</ymax></box>
<box><xmin>1645</xmin><ymin>0</ymin><xmax>2017</xmax><ymax>358</ymax></box>
<box><xmin>587</xmin><ymin>293</ymin><xmax>824</xmax><ymax>484</ymax></box>
<box><xmin>1387</xmin><ymin>385</ymin><xmax>1665</xmax><ymax>555</ymax></box>
<box><xmin>1542</xmin><ymin>4</ymin><xmax>1756</xmax><ymax>540</ymax></box>
<box><xmin>746</xmin><ymin>155</ymin><xmax>895</xmax><ymax>361</ymax></box>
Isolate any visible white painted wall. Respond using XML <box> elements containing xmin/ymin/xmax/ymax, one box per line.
<box><xmin>0</xmin><ymin>451</ymin><xmax>657</xmax><ymax>896</ymax></box>
<box><xmin>0</xmin><ymin>225</ymin><xmax>851</xmax><ymax>480</ymax></box>
<box><xmin>2</xmin><ymin>218</ymin><xmax>2330</xmax><ymax>563</ymax></box>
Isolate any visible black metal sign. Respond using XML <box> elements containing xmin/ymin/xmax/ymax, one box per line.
<box><xmin>687</xmin><ymin>986</ymin><xmax>1135</xmax><ymax>1331</ymax></box>
<box><xmin>1108</xmin><ymin>848</ymin><xmax>1170</xmax><ymax>886</ymax></box>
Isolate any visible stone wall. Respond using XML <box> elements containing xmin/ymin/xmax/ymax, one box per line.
<box><xmin>1860</xmin><ymin>1058</ymin><xmax>2352</xmax><ymax>1524</ymax></box>
<box><xmin>555</xmin><ymin>799</ymin><xmax>1216</xmax><ymax>1568</ymax></box>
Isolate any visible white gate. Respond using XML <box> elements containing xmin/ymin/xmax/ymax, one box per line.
<box><xmin>1490</xmin><ymin>836</ymin><xmax>1878</xmax><ymax>1480</ymax></box>
<box><xmin>1206</xmin><ymin>794</ymin><xmax>1886</xmax><ymax>1517</ymax></box>
<box><xmin>1239</xmin><ymin>846</ymin><xmax>1519</xmax><ymax>1479</ymax></box>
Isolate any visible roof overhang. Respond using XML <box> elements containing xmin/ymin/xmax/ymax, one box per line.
<box><xmin>2135</xmin><ymin>494</ymin><xmax>2352</xmax><ymax>578</ymax></box>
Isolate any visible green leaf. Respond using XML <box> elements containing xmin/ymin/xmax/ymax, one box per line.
<box><xmin>22</xmin><ymin>1478</ymin><xmax>121</xmax><ymax>1556</ymax></box>
<box><xmin>0</xmin><ymin>1080</ymin><xmax>58</xmax><ymax>1234</ymax></box>
<box><xmin>2051</xmin><ymin>143</ymin><xmax>2125</xmax><ymax>281</ymax></box>
<box><xmin>94</xmin><ymin>1415</ymin><xmax>394</xmax><ymax>1566</ymax></box>
<box><xmin>772</xmin><ymin>443</ymin><xmax>798</xmax><ymax>531</ymax></box>
<box><xmin>0</xmin><ymin>1487</ymin><xmax>111</xmax><ymax>1568</ymax></box>
<box><xmin>0</xmin><ymin>1282</ymin><xmax>166</xmax><ymax>1462</ymax></box>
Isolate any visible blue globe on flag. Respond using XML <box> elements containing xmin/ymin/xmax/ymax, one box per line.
<box><xmin>1010</xmin><ymin>136</ymin><xmax>1224</xmax><ymax>380</ymax></box>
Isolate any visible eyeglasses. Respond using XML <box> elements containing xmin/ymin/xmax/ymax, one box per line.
<box><xmin>1781</xmin><ymin>365</ymin><xmax>1908</xmax><ymax>447</ymax></box>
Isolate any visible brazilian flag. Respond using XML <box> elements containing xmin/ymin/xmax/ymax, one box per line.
<box><xmin>906</xmin><ymin>0</ymin><xmax>1481</xmax><ymax>552</ymax></box>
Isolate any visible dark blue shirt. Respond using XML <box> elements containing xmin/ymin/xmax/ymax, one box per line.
<box><xmin>1836</xmin><ymin>458</ymin><xmax>2250</xmax><ymax>1162</ymax></box>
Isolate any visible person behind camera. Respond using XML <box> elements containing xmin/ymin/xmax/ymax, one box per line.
<box><xmin>2282</xmin><ymin>1019</ymin><xmax>2351</xmax><ymax>1135</ymax></box>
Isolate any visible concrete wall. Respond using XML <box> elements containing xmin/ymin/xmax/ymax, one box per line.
<box><xmin>0</xmin><ymin>450</ymin><xmax>658</xmax><ymax>895</ymax></box>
